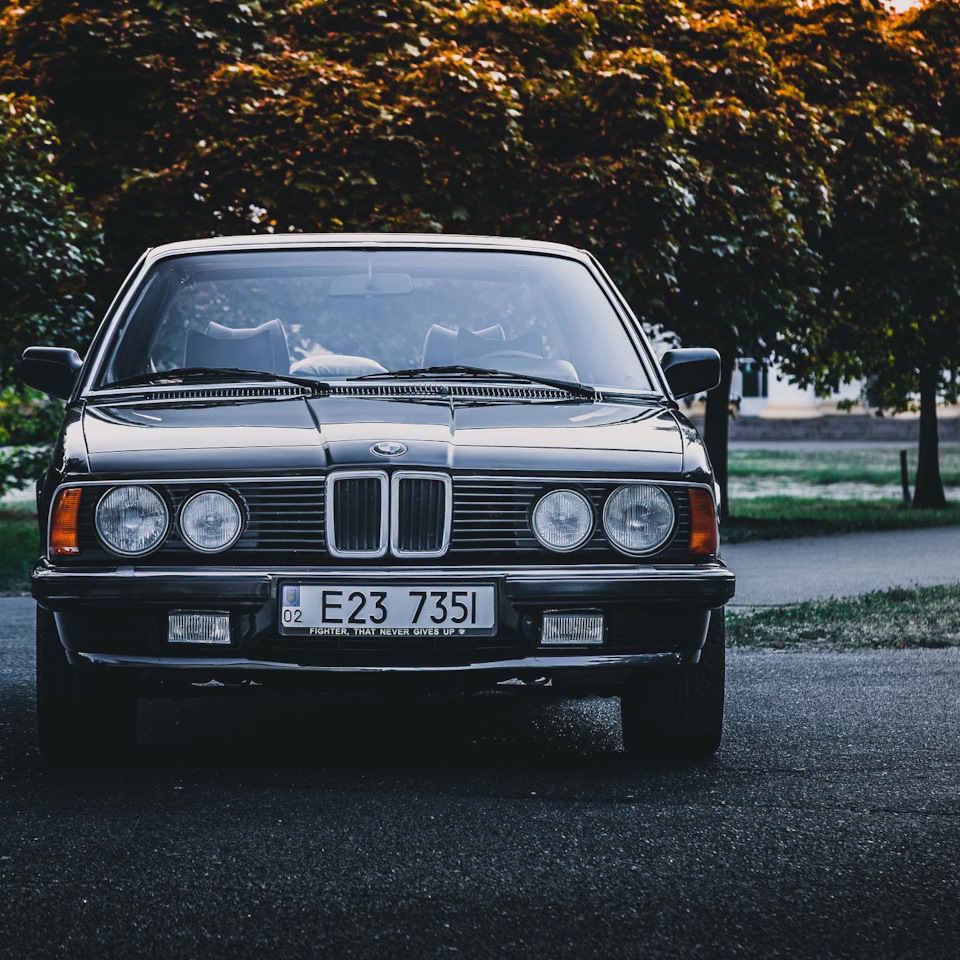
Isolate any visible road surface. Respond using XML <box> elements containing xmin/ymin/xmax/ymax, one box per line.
<box><xmin>724</xmin><ymin>525</ymin><xmax>960</xmax><ymax>605</ymax></box>
<box><xmin>0</xmin><ymin>597</ymin><xmax>957</xmax><ymax>958</ymax></box>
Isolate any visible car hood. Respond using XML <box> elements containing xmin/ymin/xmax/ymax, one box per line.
<box><xmin>81</xmin><ymin>395</ymin><xmax>684</xmax><ymax>475</ymax></box>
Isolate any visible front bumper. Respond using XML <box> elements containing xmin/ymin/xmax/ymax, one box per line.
<box><xmin>33</xmin><ymin>561</ymin><xmax>735</xmax><ymax>681</ymax></box>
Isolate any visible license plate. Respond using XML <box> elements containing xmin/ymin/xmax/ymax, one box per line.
<box><xmin>279</xmin><ymin>584</ymin><xmax>497</xmax><ymax>637</ymax></box>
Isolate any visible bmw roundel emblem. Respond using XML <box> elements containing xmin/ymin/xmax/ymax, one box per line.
<box><xmin>372</xmin><ymin>440</ymin><xmax>408</xmax><ymax>457</ymax></box>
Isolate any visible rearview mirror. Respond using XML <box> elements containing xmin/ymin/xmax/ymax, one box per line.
<box><xmin>327</xmin><ymin>272</ymin><xmax>414</xmax><ymax>297</ymax></box>
<box><xmin>21</xmin><ymin>346</ymin><xmax>83</xmax><ymax>400</ymax></box>
<box><xmin>660</xmin><ymin>348</ymin><xmax>721</xmax><ymax>399</ymax></box>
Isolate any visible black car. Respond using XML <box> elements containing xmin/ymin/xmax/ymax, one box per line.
<box><xmin>23</xmin><ymin>234</ymin><xmax>735</xmax><ymax>762</ymax></box>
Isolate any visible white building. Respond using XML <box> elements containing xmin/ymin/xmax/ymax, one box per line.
<box><xmin>732</xmin><ymin>359</ymin><xmax>863</xmax><ymax>418</ymax></box>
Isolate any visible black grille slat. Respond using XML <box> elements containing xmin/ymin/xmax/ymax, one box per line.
<box><xmin>331</xmin><ymin>476</ymin><xmax>383</xmax><ymax>553</ymax></box>
<box><xmin>395</xmin><ymin>476</ymin><xmax>447</xmax><ymax>555</ymax></box>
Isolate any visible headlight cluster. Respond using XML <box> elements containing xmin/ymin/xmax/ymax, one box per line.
<box><xmin>95</xmin><ymin>485</ymin><xmax>243</xmax><ymax>557</ymax></box>
<box><xmin>95</xmin><ymin>485</ymin><xmax>169</xmax><ymax>557</ymax></box>
<box><xmin>531</xmin><ymin>483</ymin><xmax>676</xmax><ymax>557</ymax></box>
<box><xmin>179</xmin><ymin>491</ymin><xmax>243</xmax><ymax>553</ymax></box>
<box><xmin>603</xmin><ymin>483</ymin><xmax>675</xmax><ymax>555</ymax></box>
<box><xmin>531</xmin><ymin>489</ymin><xmax>594</xmax><ymax>552</ymax></box>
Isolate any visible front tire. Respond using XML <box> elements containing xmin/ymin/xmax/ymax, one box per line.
<box><xmin>620</xmin><ymin>608</ymin><xmax>725</xmax><ymax>760</ymax></box>
<box><xmin>36</xmin><ymin>606</ymin><xmax>137</xmax><ymax>763</ymax></box>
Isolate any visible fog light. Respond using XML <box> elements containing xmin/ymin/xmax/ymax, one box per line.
<box><xmin>541</xmin><ymin>610</ymin><xmax>604</xmax><ymax>645</ymax></box>
<box><xmin>168</xmin><ymin>610</ymin><xmax>231</xmax><ymax>645</ymax></box>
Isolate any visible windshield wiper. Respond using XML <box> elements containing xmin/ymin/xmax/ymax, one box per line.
<box><xmin>349</xmin><ymin>364</ymin><xmax>597</xmax><ymax>399</ymax></box>
<box><xmin>99</xmin><ymin>367</ymin><xmax>328</xmax><ymax>394</ymax></box>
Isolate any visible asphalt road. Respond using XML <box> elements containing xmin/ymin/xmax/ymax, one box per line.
<box><xmin>1</xmin><ymin>597</ymin><xmax>958</xmax><ymax>959</ymax></box>
<box><xmin>724</xmin><ymin>525</ymin><xmax>960</xmax><ymax>605</ymax></box>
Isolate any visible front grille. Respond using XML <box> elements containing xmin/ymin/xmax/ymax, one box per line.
<box><xmin>391</xmin><ymin>473</ymin><xmax>450</xmax><ymax>556</ymax></box>
<box><xmin>66</xmin><ymin>475</ymin><xmax>701</xmax><ymax>565</ymax></box>
<box><xmin>327</xmin><ymin>472</ymin><xmax>387</xmax><ymax>556</ymax></box>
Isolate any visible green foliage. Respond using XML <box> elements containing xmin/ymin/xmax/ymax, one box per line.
<box><xmin>727</xmin><ymin>583</ymin><xmax>960</xmax><ymax>649</ymax></box>
<box><xmin>0</xmin><ymin>93</ymin><xmax>102</xmax><ymax>380</ymax></box>
<box><xmin>0</xmin><ymin>507</ymin><xmax>37</xmax><ymax>593</ymax></box>
<box><xmin>724</xmin><ymin>496</ymin><xmax>960</xmax><ymax>542</ymax></box>
<box><xmin>729</xmin><ymin>444</ymin><xmax>960</xmax><ymax>486</ymax></box>
<box><xmin>0</xmin><ymin>0</ymin><xmax>833</xmax><ymax>340</ymax></box>
<box><xmin>747</xmin><ymin>0</ymin><xmax>960</xmax><ymax>506</ymax></box>
<box><xmin>0</xmin><ymin>386</ymin><xmax>63</xmax><ymax>497</ymax></box>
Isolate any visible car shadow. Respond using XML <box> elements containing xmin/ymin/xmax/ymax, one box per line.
<box><xmin>41</xmin><ymin>688</ymin><xmax>721</xmax><ymax>792</ymax></box>
<box><xmin>137</xmin><ymin>688</ymin><xmax>623</xmax><ymax>768</ymax></box>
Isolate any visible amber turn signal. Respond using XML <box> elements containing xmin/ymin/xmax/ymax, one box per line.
<box><xmin>688</xmin><ymin>488</ymin><xmax>718</xmax><ymax>556</ymax></box>
<box><xmin>50</xmin><ymin>487</ymin><xmax>83</xmax><ymax>556</ymax></box>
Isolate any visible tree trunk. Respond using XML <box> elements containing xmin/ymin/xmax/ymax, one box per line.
<box><xmin>704</xmin><ymin>349</ymin><xmax>736</xmax><ymax>523</ymax></box>
<box><xmin>912</xmin><ymin>362</ymin><xmax>946</xmax><ymax>510</ymax></box>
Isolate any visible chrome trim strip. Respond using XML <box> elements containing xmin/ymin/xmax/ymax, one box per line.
<box><xmin>586</xmin><ymin>253</ymin><xmax>669</xmax><ymax>396</ymax></box>
<box><xmin>76</xmin><ymin>651</ymin><xmax>681</xmax><ymax>672</ymax></box>
<box><xmin>49</xmin><ymin>475</ymin><xmax>712</xmax><ymax>491</ymax></box>
<box><xmin>80</xmin><ymin>253</ymin><xmax>154</xmax><ymax>395</ymax></box>
<box><xmin>390</xmin><ymin>471</ymin><xmax>453</xmax><ymax>559</ymax></box>
<box><xmin>73</xmin><ymin>251</ymin><xmax>150</xmax><ymax>400</ymax></box>
<box><xmin>325</xmin><ymin>469</ymin><xmax>389</xmax><ymax>559</ymax></box>
<box><xmin>34</xmin><ymin>563</ymin><xmax>732</xmax><ymax>581</ymax></box>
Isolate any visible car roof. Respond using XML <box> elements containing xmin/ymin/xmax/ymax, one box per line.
<box><xmin>144</xmin><ymin>233</ymin><xmax>590</xmax><ymax>265</ymax></box>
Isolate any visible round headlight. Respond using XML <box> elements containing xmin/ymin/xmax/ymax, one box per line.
<box><xmin>603</xmin><ymin>484</ymin><xmax>675</xmax><ymax>555</ymax></box>
<box><xmin>95</xmin><ymin>485</ymin><xmax>169</xmax><ymax>557</ymax></box>
<box><xmin>531</xmin><ymin>489</ymin><xmax>594</xmax><ymax>552</ymax></box>
<box><xmin>179</xmin><ymin>490</ymin><xmax>243</xmax><ymax>553</ymax></box>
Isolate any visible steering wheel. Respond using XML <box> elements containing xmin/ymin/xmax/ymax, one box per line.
<box><xmin>467</xmin><ymin>350</ymin><xmax>544</xmax><ymax>365</ymax></box>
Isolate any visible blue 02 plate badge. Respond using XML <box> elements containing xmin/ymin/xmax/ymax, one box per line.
<box><xmin>279</xmin><ymin>583</ymin><xmax>498</xmax><ymax>637</ymax></box>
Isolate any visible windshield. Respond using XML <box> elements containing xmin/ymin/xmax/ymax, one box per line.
<box><xmin>95</xmin><ymin>249</ymin><xmax>657</xmax><ymax>393</ymax></box>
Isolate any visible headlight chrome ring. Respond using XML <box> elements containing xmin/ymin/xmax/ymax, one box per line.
<box><xmin>178</xmin><ymin>489</ymin><xmax>244</xmax><ymax>554</ymax></box>
<box><xmin>531</xmin><ymin>488</ymin><xmax>595</xmax><ymax>553</ymax></box>
<box><xmin>95</xmin><ymin>484</ymin><xmax>170</xmax><ymax>557</ymax></box>
<box><xmin>602</xmin><ymin>483</ymin><xmax>676</xmax><ymax>556</ymax></box>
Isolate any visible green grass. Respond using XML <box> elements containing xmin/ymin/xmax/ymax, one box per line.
<box><xmin>724</xmin><ymin>497</ymin><xmax>960</xmax><ymax>543</ymax></box>
<box><xmin>0</xmin><ymin>506</ymin><xmax>37</xmax><ymax>594</ymax></box>
<box><xmin>729</xmin><ymin>445</ymin><xmax>960</xmax><ymax>487</ymax></box>
<box><xmin>727</xmin><ymin>584</ymin><xmax>960</xmax><ymax>650</ymax></box>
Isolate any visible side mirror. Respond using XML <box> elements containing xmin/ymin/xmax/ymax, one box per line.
<box><xmin>660</xmin><ymin>348</ymin><xmax>721</xmax><ymax>399</ymax></box>
<box><xmin>21</xmin><ymin>346</ymin><xmax>83</xmax><ymax>400</ymax></box>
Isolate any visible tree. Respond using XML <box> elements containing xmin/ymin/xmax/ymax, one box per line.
<box><xmin>598</xmin><ymin>2</ymin><xmax>831</xmax><ymax>518</ymax></box>
<box><xmin>0</xmin><ymin>1</ymin><xmax>285</xmax><ymax>294</ymax></box>
<box><xmin>0</xmin><ymin>93</ymin><xmax>101</xmax><ymax>379</ymax></box>
<box><xmin>449</xmin><ymin>1</ymin><xmax>699</xmax><ymax>318</ymax></box>
<box><xmin>7</xmin><ymin>0</ymin><xmax>957</xmax><ymax>518</ymax></box>
<box><xmin>2</xmin><ymin>0</ymin><xmax>698</xmax><ymax>325</ymax></box>
<box><xmin>764</xmin><ymin>0</ymin><xmax>960</xmax><ymax>508</ymax></box>
<box><xmin>0</xmin><ymin>93</ymin><xmax>100</xmax><ymax>492</ymax></box>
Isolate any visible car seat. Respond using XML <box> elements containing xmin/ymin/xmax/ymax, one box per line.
<box><xmin>455</xmin><ymin>326</ymin><xmax>580</xmax><ymax>382</ymax></box>
<box><xmin>421</xmin><ymin>324</ymin><xmax>505</xmax><ymax>368</ymax></box>
<box><xmin>184</xmin><ymin>319</ymin><xmax>291</xmax><ymax>374</ymax></box>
